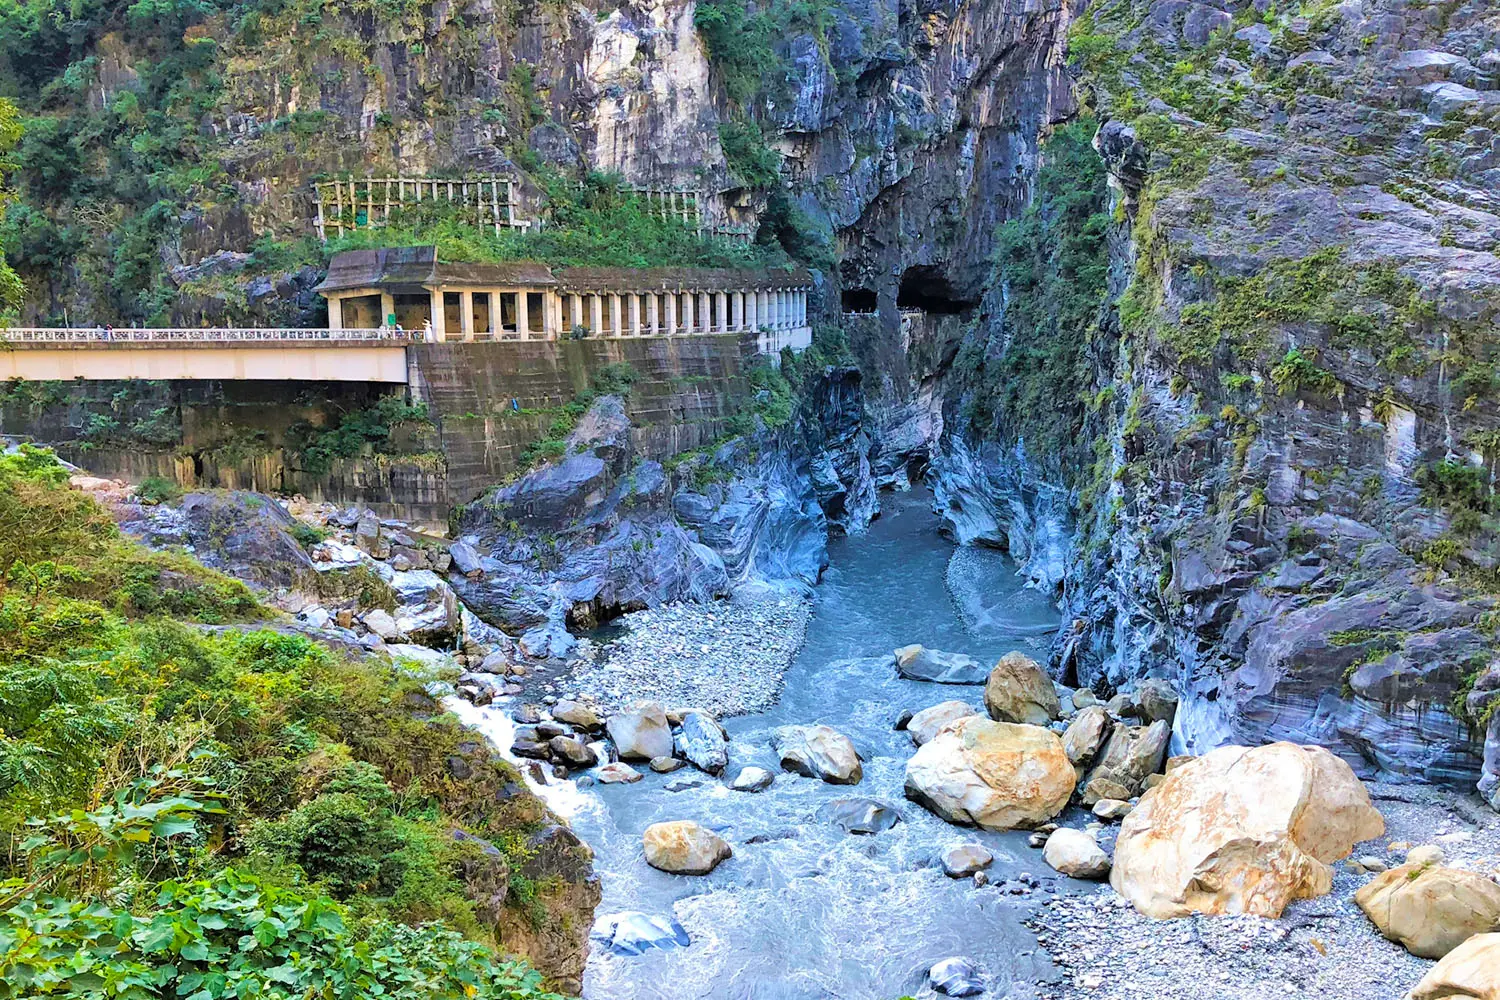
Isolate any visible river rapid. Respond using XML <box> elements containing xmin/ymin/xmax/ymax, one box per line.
<box><xmin>457</xmin><ymin>491</ymin><xmax>1065</xmax><ymax>999</ymax></box>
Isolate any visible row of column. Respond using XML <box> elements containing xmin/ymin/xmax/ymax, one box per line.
<box><xmin>563</xmin><ymin>288</ymin><xmax>808</xmax><ymax>338</ymax></box>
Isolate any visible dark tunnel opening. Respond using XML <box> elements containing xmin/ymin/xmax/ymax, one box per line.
<box><xmin>896</xmin><ymin>265</ymin><xmax>976</xmax><ymax>314</ymax></box>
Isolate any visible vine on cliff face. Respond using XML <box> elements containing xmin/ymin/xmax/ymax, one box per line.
<box><xmin>957</xmin><ymin>115</ymin><xmax>1111</xmax><ymax>468</ymax></box>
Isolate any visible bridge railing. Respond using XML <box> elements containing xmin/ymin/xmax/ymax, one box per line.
<box><xmin>0</xmin><ymin>327</ymin><xmax>406</xmax><ymax>344</ymax></box>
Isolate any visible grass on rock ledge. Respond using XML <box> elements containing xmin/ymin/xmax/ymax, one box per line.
<box><xmin>0</xmin><ymin>445</ymin><xmax>566</xmax><ymax>1000</ymax></box>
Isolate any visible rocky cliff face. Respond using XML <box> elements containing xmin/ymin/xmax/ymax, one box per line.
<box><xmin>451</xmin><ymin>366</ymin><xmax>875</xmax><ymax>656</ymax></box>
<box><xmin>927</xmin><ymin>0</ymin><xmax>1500</xmax><ymax>806</ymax></box>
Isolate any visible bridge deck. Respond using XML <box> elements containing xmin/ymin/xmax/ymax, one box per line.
<box><xmin>1</xmin><ymin>328</ymin><xmax>411</xmax><ymax>382</ymax></box>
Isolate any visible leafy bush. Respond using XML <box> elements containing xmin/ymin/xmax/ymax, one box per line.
<box><xmin>0</xmin><ymin>869</ymin><xmax>564</xmax><ymax>1000</ymax></box>
<box><xmin>1417</xmin><ymin>459</ymin><xmax>1491</xmax><ymax>512</ymax></box>
<box><xmin>1269</xmin><ymin>347</ymin><xmax>1339</xmax><ymax>396</ymax></box>
<box><xmin>135</xmin><ymin>475</ymin><xmax>183</xmax><ymax>505</ymax></box>
<box><xmin>285</xmin><ymin>396</ymin><xmax>432</xmax><ymax>475</ymax></box>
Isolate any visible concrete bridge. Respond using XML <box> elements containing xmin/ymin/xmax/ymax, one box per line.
<box><xmin>0</xmin><ymin>327</ymin><xmax>414</xmax><ymax>383</ymax></box>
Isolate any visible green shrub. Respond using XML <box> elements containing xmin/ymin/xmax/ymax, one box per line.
<box><xmin>135</xmin><ymin>475</ymin><xmax>182</xmax><ymax>505</ymax></box>
<box><xmin>1417</xmin><ymin>459</ymin><xmax>1491</xmax><ymax>512</ymax></box>
<box><xmin>0</xmin><ymin>869</ymin><xmax>564</xmax><ymax>1000</ymax></box>
<box><xmin>1269</xmin><ymin>347</ymin><xmax>1339</xmax><ymax>396</ymax></box>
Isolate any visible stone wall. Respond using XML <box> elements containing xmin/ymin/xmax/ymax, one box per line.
<box><xmin>412</xmin><ymin>334</ymin><xmax>755</xmax><ymax>507</ymax></box>
<box><xmin>3</xmin><ymin>335</ymin><xmax>757</xmax><ymax>525</ymax></box>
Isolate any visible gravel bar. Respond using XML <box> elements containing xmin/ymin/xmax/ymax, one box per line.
<box><xmin>1027</xmin><ymin>783</ymin><xmax>1500</xmax><ymax>1000</ymax></box>
<box><xmin>567</xmin><ymin>594</ymin><xmax>812</xmax><ymax>718</ymax></box>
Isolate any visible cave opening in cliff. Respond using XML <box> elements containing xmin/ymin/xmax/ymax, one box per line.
<box><xmin>841</xmin><ymin>288</ymin><xmax>878</xmax><ymax>313</ymax></box>
<box><xmin>896</xmin><ymin>266</ymin><xmax>974</xmax><ymax>314</ymax></box>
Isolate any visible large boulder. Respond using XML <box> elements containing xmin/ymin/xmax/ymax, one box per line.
<box><xmin>642</xmin><ymin>820</ymin><xmax>732</xmax><ymax>875</ymax></box>
<box><xmin>908</xmin><ymin>700</ymin><xmax>980</xmax><ymax>745</ymax></box>
<box><xmin>1406</xmin><ymin>933</ymin><xmax>1500</xmax><ymax>1000</ymax></box>
<box><xmin>983</xmin><ymin>652</ymin><xmax>1061</xmax><ymax>725</ymax></box>
<box><xmin>1356</xmin><ymin>863</ymin><xmax>1500</xmax><ymax>958</ymax></box>
<box><xmin>773</xmin><ymin>724</ymin><xmax>862</xmax><ymax>784</ymax></box>
<box><xmin>1043</xmin><ymin>828</ymin><xmax>1111</xmax><ymax>880</ymax></box>
<box><xmin>143</xmin><ymin>491</ymin><xmax>314</xmax><ymax>589</ymax></box>
<box><xmin>1111</xmin><ymin>742</ymin><xmax>1385</xmax><ymax>918</ymax></box>
<box><xmin>1063</xmin><ymin>705</ymin><xmax>1112</xmax><ymax>766</ymax></box>
<box><xmin>606</xmin><ymin>703</ymin><xmax>674</xmax><ymax>761</ymax></box>
<box><xmin>675</xmin><ymin>710</ymin><xmax>728</xmax><ymax>774</ymax></box>
<box><xmin>903</xmin><ymin>717</ymin><xmax>1075</xmax><ymax>830</ymax></box>
<box><xmin>895</xmin><ymin>645</ymin><xmax>988</xmax><ymax>684</ymax></box>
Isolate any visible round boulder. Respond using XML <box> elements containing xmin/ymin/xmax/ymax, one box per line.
<box><xmin>908</xmin><ymin>700</ymin><xmax>980</xmax><ymax>746</ymax></box>
<box><xmin>903</xmin><ymin>717</ymin><xmax>1075</xmax><ymax>830</ymax></box>
<box><xmin>1111</xmin><ymin>742</ymin><xmax>1385</xmax><ymax>918</ymax></box>
<box><xmin>729</xmin><ymin>765</ymin><xmax>774</xmax><ymax>792</ymax></box>
<box><xmin>929</xmin><ymin>956</ymin><xmax>985</xmax><ymax>997</ymax></box>
<box><xmin>942</xmin><ymin>843</ymin><xmax>994</xmax><ymax>878</ymax></box>
<box><xmin>1406</xmin><ymin>933</ymin><xmax>1500</xmax><ymax>1000</ymax></box>
<box><xmin>983</xmin><ymin>651</ymin><xmax>1061</xmax><ymax>725</ymax></box>
<box><xmin>1043</xmin><ymin>828</ymin><xmax>1111</xmax><ymax>880</ymax></box>
<box><xmin>1356</xmin><ymin>863</ymin><xmax>1500</xmax><ymax>958</ymax></box>
<box><xmin>642</xmin><ymin>820</ymin><xmax>732</xmax><ymax>875</ymax></box>
<box><xmin>773</xmin><ymin>724</ymin><xmax>862</xmax><ymax>785</ymax></box>
<box><xmin>606</xmin><ymin>702</ymin><xmax>674</xmax><ymax>761</ymax></box>
<box><xmin>820</xmin><ymin>797</ymin><xmax>902</xmax><ymax>835</ymax></box>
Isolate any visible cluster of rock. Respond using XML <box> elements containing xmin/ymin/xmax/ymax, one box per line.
<box><xmin>447</xmin><ymin>387</ymin><xmax>874</xmax><ymax>660</ymax></box>
<box><xmin>504</xmin><ymin>699</ymin><xmax>731</xmax><ymax>787</ymax></box>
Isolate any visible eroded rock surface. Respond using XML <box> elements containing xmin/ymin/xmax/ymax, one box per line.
<box><xmin>1111</xmin><ymin>743</ymin><xmax>1385</xmax><ymax>918</ymax></box>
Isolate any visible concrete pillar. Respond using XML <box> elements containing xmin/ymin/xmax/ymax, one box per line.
<box><xmin>646</xmin><ymin>293</ymin><xmax>659</xmax><ymax>335</ymax></box>
<box><xmin>665</xmin><ymin>294</ymin><xmax>677</xmax><ymax>335</ymax></box>
<box><xmin>460</xmin><ymin>290</ymin><xmax>475</xmax><ymax>341</ymax></box>
<box><xmin>761</xmin><ymin>291</ymin><xmax>772</xmax><ymax>328</ymax></box>
<box><xmin>628</xmin><ymin>293</ymin><xmax>641</xmax><ymax>336</ymax></box>
<box><xmin>713</xmin><ymin>291</ymin><xmax>727</xmax><ymax>333</ymax></box>
<box><xmin>799</xmin><ymin>290</ymin><xmax>807</xmax><ymax>325</ymax></box>
<box><xmin>515</xmin><ymin>290</ymin><xmax>529</xmax><ymax>341</ymax></box>
<box><xmin>698</xmin><ymin>291</ymin><xmax>711</xmax><ymax>332</ymax></box>
<box><xmin>589</xmin><ymin>295</ymin><xmax>603</xmax><ymax>337</ymax></box>
<box><xmin>570</xmin><ymin>293</ymin><xmax>582</xmax><ymax>333</ymax></box>
<box><xmin>731</xmin><ymin>291</ymin><xmax>743</xmax><ymax>331</ymax></box>
<box><xmin>745</xmin><ymin>290</ymin><xmax>757</xmax><ymax>330</ymax></box>
<box><xmin>681</xmin><ymin>291</ymin><xmax>694</xmax><ymax>333</ymax></box>
<box><xmin>381</xmin><ymin>291</ymin><xmax>396</xmax><ymax>329</ymax></box>
<box><xmin>428</xmin><ymin>288</ymin><xmax>445</xmax><ymax>341</ymax></box>
<box><xmin>328</xmin><ymin>295</ymin><xmax>343</xmax><ymax>331</ymax></box>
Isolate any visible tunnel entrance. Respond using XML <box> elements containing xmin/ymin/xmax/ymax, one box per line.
<box><xmin>841</xmin><ymin>288</ymin><xmax>878</xmax><ymax>313</ymax></box>
<box><xmin>896</xmin><ymin>266</ymin><xmax>975</xmax><ymax>314</ymax></box>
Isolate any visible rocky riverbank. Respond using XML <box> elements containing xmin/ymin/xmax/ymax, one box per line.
<box><xmin>567</xmin><ymin>595</ymin><xmax>813</xmax><ymax>718</ymax></box>
<box><xmin>1026</xmin><ymin>784</ymin><xmax>1500</xmax><ymax>1000</ymax></box>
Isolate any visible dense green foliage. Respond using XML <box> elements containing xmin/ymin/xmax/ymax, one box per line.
<box><xmin>284</xmin><ymin>395</ymin><xmax>435</xmax><ymax>476</ymax></box>
<box><xmin>956</xmin><ymin>116</ymin><xmax>1111</xmax><ymax>461</ymax></box>
<box><xmin>3</xmin><ymin>869</ymin><xmax>560</xmax><ymax>1000</ymax></box>
<box><xmin>0</xmin><ymin>447</ymin><xmax>563</xmax><ymax>998</ymax></box>
<box><xmin>307</xmin><ymin>173</ymin><xmax>793</xmax><ymax>272</ymax></box>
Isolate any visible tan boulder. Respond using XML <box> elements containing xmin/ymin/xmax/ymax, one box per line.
<box><xmin>642</xmin><ymin>820</ymin><xmax>732</xmax><ymax>875</ymax></box>
<box><xmin>1044</xmin><ymin>828</ymin><xmax>1111</xmax><ymax>880</ymax></box>
<box><xmin>908</xmin><ymin>701</ymin><xmax>980</xmax><ymax>746</ymax></box>
<box><xmin>903</xmin><ymin>717</ymin><xmax>1075</xmax><ymax>830</ymax></box>
<box><xmin>1110</xmin><ymin>742</ymin><xmax>1385</xmax><ymax>918</ymax></box>
<box><xmin>1406</xmin><ymin>932</ymin><xmax>1500</xmax><ymax>1000</ymax></box>
<box><xmin>1357</xmin><ymin>863</ymin><xmax>1500</xmax><ymax>958</ymax></box>
<box><xmin>983</xmin><ymin>652</ymin><xmax>1061</xmax><ymax>725</ymax></box>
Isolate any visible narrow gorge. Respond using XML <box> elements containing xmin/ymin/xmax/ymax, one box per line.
<box><xmin>1</xmin><ymin>0</ymin><xmax>1499</xmax><ymax>997</ymax></box>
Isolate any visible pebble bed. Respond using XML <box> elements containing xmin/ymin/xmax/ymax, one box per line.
<box><xmin>1027</xmin><ymin>783</ymin><xmax>1500</xmax><ymax>1000</ymax></box>
<box><xmin>566</xmin><ymin>594</ymin><xmax>813</xmax><ymax>718</ymax></box>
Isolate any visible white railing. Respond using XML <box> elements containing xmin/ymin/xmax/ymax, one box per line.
<box><xmin>0</xmin><ymin>327</ymin><xmax>407</xmax><ymax>344</ymax></box>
